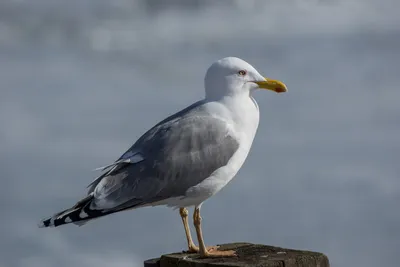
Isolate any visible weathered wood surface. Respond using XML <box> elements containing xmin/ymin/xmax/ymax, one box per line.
<box><xmin>144</xmin><ymin>242</ymin><xmax>330</xmax><ymax>267</ymax></box>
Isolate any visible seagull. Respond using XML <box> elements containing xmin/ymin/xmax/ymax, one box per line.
<box><xmin>39</xmin><ymin>57</ymin><xmax>287</xmax><ymax>257</ymax></box>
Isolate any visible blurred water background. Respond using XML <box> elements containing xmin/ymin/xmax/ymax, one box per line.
<box><xmin>1</xmin><ymin>1</ymin><xmax>399</xmax><ymax>267</ymax></box>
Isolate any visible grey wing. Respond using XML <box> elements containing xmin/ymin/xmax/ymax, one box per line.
<box><xmin>89</xmin><ymin>104</ymin><xmax>239</xmax><ymax>210</ymax></box>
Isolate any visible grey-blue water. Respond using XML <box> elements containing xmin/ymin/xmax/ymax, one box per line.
<box><xmin>1</xmin><ymin>1</ymin><xmax>399</xmax><ymax>267</ymax></box>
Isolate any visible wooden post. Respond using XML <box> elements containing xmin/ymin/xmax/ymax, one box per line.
<box><xmin>144</xmin><ymin>242</ymin><xmax>330</xmax><ymax>267</ymax></box>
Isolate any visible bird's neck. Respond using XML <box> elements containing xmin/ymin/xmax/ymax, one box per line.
<box><xmin>219</xmin><ymin>93</ymin><xmax>260</xmax><ymax>138</ymax></box>
<box><xmin>220</xmin><ymin>91</ymin><xmax>259</xmax><ymax>113</ymax></box>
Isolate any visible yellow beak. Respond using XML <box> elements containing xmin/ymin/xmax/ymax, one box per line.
<box><xmin>254</xmin><ymin>78</ymin><xmax>288</xmax><ymax>93</ymax></box>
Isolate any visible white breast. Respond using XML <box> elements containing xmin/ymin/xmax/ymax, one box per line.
<box><xmin>221</xmin><ymin>95</ymin><xmax>260</xmax><ymax>174</ymax></box>
<box><xmin>182</xmin><ymin>95</ymin><xmax>260</xmax><ymax>204</ymax></box>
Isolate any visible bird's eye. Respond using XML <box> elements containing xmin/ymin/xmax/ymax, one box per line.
<box><xmin>238</xmin><ymin>70</ymin><xmax>247</xmax><ymax>76</ymax></box>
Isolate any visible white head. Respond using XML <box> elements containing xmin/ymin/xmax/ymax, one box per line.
<box><xmin>204</xmin><ymin>57</ymin><xmax>287</xmax><ymax>99</ymax></box>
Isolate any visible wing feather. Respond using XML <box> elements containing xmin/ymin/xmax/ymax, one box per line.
<box><xmin>90</xmin><ymin>101</ymin><xmax>239</xmax><ymax>210</ymax></box>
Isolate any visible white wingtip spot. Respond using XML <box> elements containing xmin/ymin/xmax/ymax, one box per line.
<box><xmin>65</xmin><ymin>217</ymin><xmax>72</xmax><ymax>223</ymax></box>
<box><xmin>79</xmin><ymin>210</ymin><xmax>89</xmax><ymax>218</ymax></box>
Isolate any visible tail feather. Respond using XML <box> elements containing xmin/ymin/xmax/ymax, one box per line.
<box><xmin>38</xmin><ymin>194</ymin><xmax>155</xmax><ymax>228</ymax></box>
<box><xmin>38</xmin><ymin>194</ymin><xmax>109</xmax><ymax>228</ymax></box>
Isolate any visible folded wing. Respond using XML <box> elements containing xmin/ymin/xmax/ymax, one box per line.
<box><xmin>90</xmin><ymin>102</ymin><xmax>239</xmax><ymax>211</ymax></box>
